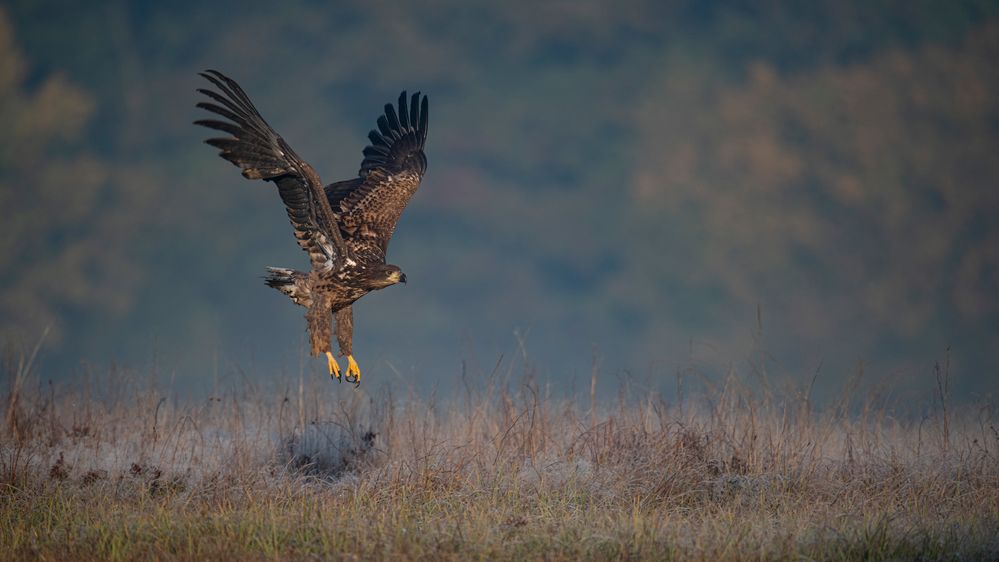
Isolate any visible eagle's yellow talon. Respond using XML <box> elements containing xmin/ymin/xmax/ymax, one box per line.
<box><xmin>346</xmin><ymin>355</ymin><xmax>361</xmax><ymax>386</ymax></box>
<box><xmin>326</xmin><ymin>351</ymin><xmax>341</xmax><ymax>382</ymax></box>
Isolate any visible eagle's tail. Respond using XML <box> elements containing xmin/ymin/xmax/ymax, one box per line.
<box><xmin>264</xmin><ymin>267</ymin><xmax>312</xmax><ymax>307</ymax></box>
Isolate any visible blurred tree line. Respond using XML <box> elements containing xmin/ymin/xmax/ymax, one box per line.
<box><xmin>1</xmin><ymin>1</ymin><xmax>997</xmax><ymax>398</ymax></box>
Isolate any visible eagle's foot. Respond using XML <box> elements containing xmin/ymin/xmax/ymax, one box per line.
<box><xmin>326</xmin><ymin>351</ymin><xmax>341</xmax><ymax>382</ymax></box>
<box><xmin>345</xmin><ymin>355</ymin><xmax>361</xmax><ymax>387</ymax></box>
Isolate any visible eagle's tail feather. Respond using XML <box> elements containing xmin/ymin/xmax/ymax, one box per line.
<box><xmin>264</xmin><ymin>267</ymin><xmax>312</xmax><ymax>307</ymax></box>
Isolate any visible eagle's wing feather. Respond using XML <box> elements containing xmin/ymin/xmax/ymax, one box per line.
<box><xmin>324</xmin><ymin>177</ymin><xmax>364</xmax><ymax>212</ymax></box>
<box><xmin>328</xmin><ymin>91</ymin><xmax>428</xmax><ymax>259</ymax></box>
<box><xmin>195</xmin><ymin>70</ymin><xmax>345</xmax><ymax>272</ymax></box>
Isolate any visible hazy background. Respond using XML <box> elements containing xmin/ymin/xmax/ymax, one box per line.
<box><xmin>2</xmin><ymin>0</ymin><xmax>997</xmax><ymax>401</ymax></box>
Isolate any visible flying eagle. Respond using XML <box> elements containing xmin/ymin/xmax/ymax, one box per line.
<box><xmin>194</xmin><ymin>70</ymin><xmax>428</xmax><ymax>386</ymax></box>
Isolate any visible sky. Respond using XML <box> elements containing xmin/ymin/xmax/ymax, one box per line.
<box><xmin>1</xmin><ymin>0</ymin><xmax>998</xmax><ymax>403</ymax></box>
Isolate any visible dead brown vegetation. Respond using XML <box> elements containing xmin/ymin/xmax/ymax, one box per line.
<box><xmin>2</xmin><ymin>348</ymin><xmax>997</xmax><ymax>561</ymax></box>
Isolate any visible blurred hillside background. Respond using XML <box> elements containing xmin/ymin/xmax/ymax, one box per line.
<box><xmin>1</xmin><ymin>0</ymin><xmax>997</xmax><ymax>401</ymax></box>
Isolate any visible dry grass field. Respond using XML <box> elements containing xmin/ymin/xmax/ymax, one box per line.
<box><xmin>2</xmin><ymin>350</ymin><xmax>997</xmax><ymax>561</ymax></box>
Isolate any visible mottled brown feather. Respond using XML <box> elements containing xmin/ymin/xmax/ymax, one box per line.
<box><xmin>330</xmin><ymin>91</ymin><xmax>429</xmax><ymax>259</ymax></box>
<box><xmin>335</xmin><ymin>306</ymin><xmax>354</xmax><ymax>357</ymax></box>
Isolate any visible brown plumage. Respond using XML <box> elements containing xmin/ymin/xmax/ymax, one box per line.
<box><xmin>194</xmin><ymin>70</ymin><xmax>428</xmax><ymax>385</ymax></box>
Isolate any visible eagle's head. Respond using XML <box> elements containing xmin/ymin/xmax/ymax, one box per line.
<box><xmin>364</xmin><ymin>264</ymin><xmax>407</xmax><ymax>290</ymax></box>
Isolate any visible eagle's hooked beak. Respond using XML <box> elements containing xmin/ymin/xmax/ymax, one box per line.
<box><xmin>400</xmin><ymin>273</ymin><xmax>407</xmax><ymax>284</ymax></box>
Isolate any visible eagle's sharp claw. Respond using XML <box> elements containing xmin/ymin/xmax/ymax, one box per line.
<box><xmin>326</xmin><ymin>351</ymin><xmax>341</xmax><ymax>382</ymax></box>
<box><xmin>345</xmin><ymin>355</ymin><xmax>361</xmax><ymax>386</ymax></box>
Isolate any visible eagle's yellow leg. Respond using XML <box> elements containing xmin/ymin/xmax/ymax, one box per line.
<box><xmin>345</xmin><ymin>355</ymin><xmax>361</xmax><ymax>386</ymax></box>
<box><xmin>326</xmin><ymin>351</ymin><xmax>341</xmax><ymax>382</ymax></box>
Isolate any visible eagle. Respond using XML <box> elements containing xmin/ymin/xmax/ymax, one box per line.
<box><xmin>194</xmin><ymin>70</ymin><xmax>428</xmax><ymax>386</ymax></box>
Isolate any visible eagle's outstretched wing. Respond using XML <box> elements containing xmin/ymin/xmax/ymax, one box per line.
<box><xmin>326</xmin><ymin>91</ymin><xmax>429</xmax><ymax>260</ymax></box>
<box><xmin>195</xmin><ymin>70</ymin><xmax>345</xmax><ymax>273</ymax></box>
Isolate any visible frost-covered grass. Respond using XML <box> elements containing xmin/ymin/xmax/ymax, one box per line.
<box><xmin>2</xmin><ymin>358</ymin><xmax>998</xmax><ymax>561</ymax></box>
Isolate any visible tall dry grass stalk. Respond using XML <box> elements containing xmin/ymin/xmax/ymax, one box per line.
<box><xmin>1</xmin><ymin>346</ymin><xmax>997</xmax><ymax>560</ymax></box>
<box><xmin>3</xmin><ymin>325</ymin><xmax>49</xmax><ymax>443</ymax></box>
